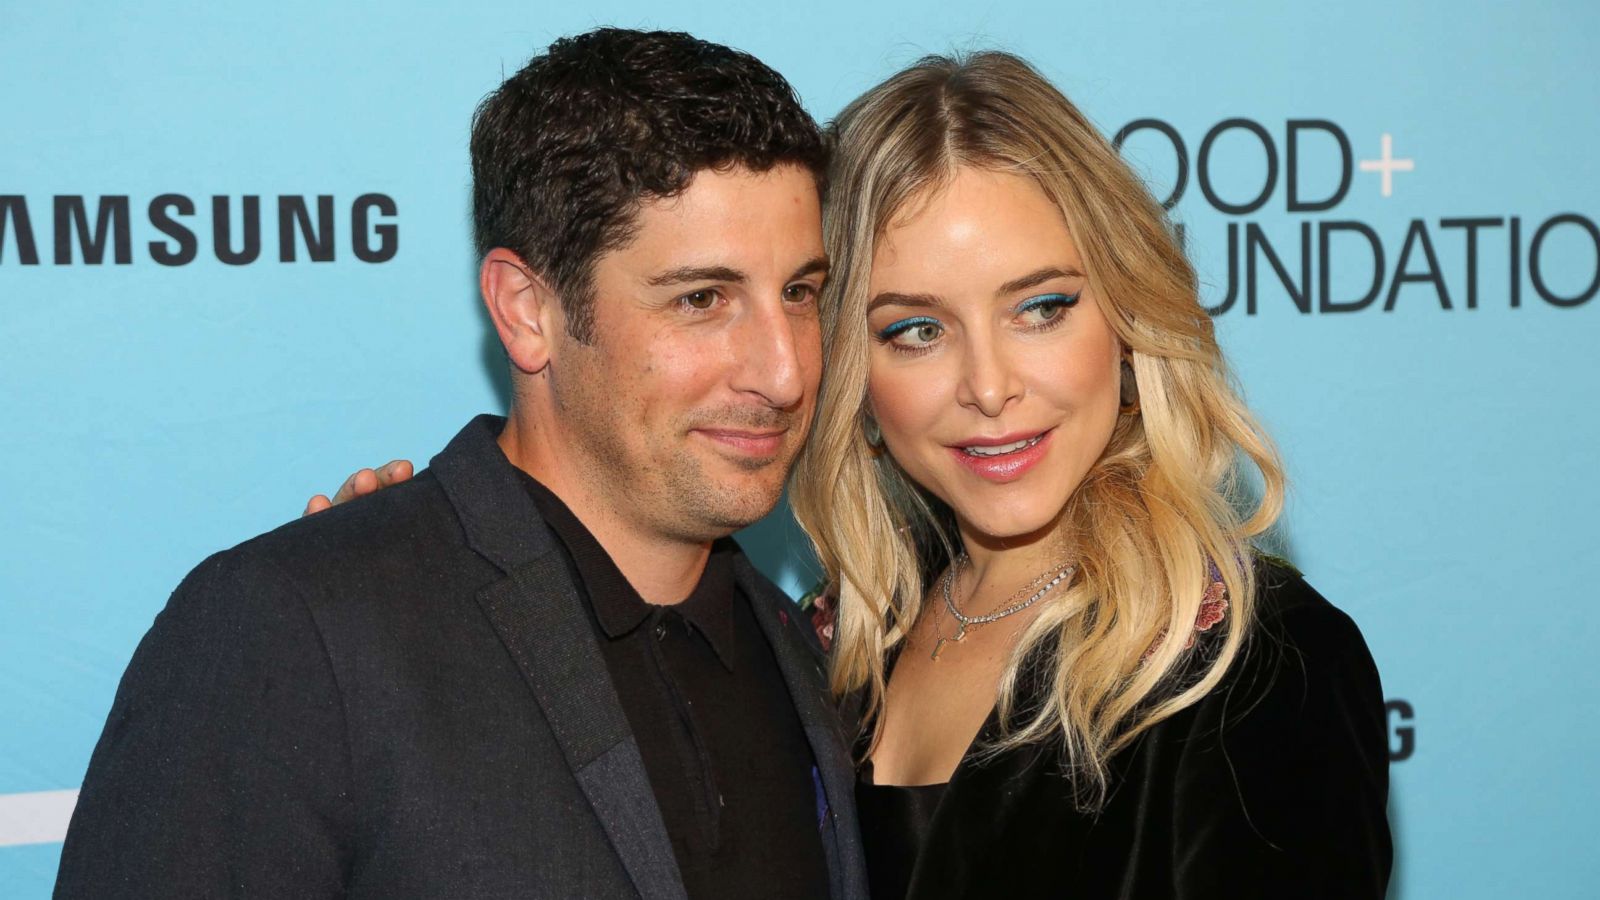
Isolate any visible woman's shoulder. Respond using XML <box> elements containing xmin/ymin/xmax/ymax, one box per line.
<box><xmin>1182</xmin><ymin>553</ymin><xmax>1389</xmax><ymax>777</ymax></box>
<box><xmin>1244</xmin><ymin>554</ymin><xmax>1377</xmax><ymax>679</ymax></box>
<box><xmin>1153</xmin><ymin>555</ymin><xmax>1393</xmax><ymax>891</ymax></box>
<box><xmin>1161</xmin><ymin>554</ymin><xmax>1372</xmax><ymax>700</ymax></box>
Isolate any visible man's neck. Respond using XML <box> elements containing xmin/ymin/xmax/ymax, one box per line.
<box><xmin>498</xmin><ymin>415</ymin><xmax>711</xmax><ymax>605</ymax></box>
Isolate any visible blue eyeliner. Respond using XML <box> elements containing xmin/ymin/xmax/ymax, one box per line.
<box><xmin>1017</xmin><ymin>291</ymin><xmax>1080</xmax><ymax>314</ymax></box>
<box><xmin>877</xmin><ymin>315</ymin><xmax>939</xmax><ymax>341</ymax></box>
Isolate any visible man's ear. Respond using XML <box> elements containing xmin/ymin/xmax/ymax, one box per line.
<box><xmin>481</xmin><ymin>248</ymin><xmax>563</xmax><ymax>374</ymax></box>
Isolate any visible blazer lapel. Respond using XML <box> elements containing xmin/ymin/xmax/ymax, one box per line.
<box><xmin>478</xmin><ymin>562</ymin><xmax>686</xmax><ymax>900</ymax></box>
<box><xmin>735</xmin><ymin>558</ymin><xmax>871</xmax><ymax>900</ymax></box>
<box><xmin>434</xmin><ymin>415</ymin><xmax>686</xmax><ymax>900</ymax></box>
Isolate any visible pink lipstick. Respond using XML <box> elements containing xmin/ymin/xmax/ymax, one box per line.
<box><xmin>947</xmin><ymin>429</ymin><xmax>1053</xmax><ymax>483</ymax></box>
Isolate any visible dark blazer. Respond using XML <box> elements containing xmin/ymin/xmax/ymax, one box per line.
<box><xmin>878</xmin><ymin>561</ymin><xmax>1392</xmax><ymax>900</ymax></box>
<box><xmin>57</xmin><ymin>415</ymin><xmax>869</xmax><ymax>900</ymax></box>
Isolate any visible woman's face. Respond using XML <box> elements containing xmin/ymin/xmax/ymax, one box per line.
<box><xmin>865</xmin><ymin>166</ymin><xmax>1123</xmax><ymax>543</ymax></box>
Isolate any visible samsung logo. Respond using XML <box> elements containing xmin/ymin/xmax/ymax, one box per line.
<box><xmin>0</xmin><ymin>193</ymin><xmax>398</xmax><ymax>266</ymax></box>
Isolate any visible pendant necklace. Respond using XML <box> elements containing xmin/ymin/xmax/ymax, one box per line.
<box><xmin>931</xmin><ymin>554</ymin><xmax>1077</xmax><ymax>660</ymax></box>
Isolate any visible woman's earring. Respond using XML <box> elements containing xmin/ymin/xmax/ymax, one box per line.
<box><xmin>1119</xmin><ymin>357</ymin><xmax>1141</xmax><ymax>416</ymax></box>
<box><xmin>863</xmin><ymin>416</ymin><xmax>885</xmax><ymax>450</ymax></box>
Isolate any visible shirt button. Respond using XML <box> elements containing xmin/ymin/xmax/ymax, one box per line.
<box><xmin>654</xmin><ymin>621</ymin><xmax>668</xmax><ymax>641</ymax></box>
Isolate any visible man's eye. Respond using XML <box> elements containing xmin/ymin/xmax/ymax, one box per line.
<box><xmin>682</xmin><ymin>290</ymin><xmax>719</xmax><ymax>310</ymax></box>
<box><xmin>783</xmin><ymin>284</ymin><xmax>817</xmax><ymax>303</ymax></box>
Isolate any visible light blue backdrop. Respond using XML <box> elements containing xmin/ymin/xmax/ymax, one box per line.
<box><xmin>3</xmin><ymin>1</ymin><xmax>1596</xmax><ymax>897</ymax></box>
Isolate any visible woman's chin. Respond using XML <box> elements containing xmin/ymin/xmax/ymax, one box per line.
<box><xmin>952</xmin><ymin>504</ymin><xmax>1070</xmax><ymax>547</ymax></box>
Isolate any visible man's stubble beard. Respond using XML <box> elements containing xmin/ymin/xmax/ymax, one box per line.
<box><xmin>549</xmin><ymin>353</ymin><xmax>806</xmax><ymax>545</ymax></box>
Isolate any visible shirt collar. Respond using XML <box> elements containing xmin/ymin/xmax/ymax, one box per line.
<box><xmin>674</xmin><ymin>541</ymin><xmax>740</xmax><ymax>671</ymax></box>
<box><xmin>517</xmin><ymin>469</ymin><xmax>740</xmax><ymax>671</ymax></box>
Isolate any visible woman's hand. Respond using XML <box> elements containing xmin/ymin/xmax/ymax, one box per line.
<box><xmin>303</xmin><ymin>459</ymin><xmax>414</xmax><ymax>516</ymax></box>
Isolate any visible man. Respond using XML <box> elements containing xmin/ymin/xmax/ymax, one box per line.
<box><xmin>57</xmin><ymin>29</ymin><xmax>866</xmax><ymax>899</ymax></box>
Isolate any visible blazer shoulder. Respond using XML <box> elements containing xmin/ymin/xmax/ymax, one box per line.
<box><xmin>245</xmin><ymin>468</ymin><xmax>456</xmax><ymax>560</ymax></box>
<box><xmin>1161</xmin><ymin>560</ymin><xmax>1393</xmax><ymax>895</ymax></box>
<box><xmin>243</xmin><ymin>468</ymin><xmax>479</xmax><ymax>581</ymax></box>
<box><xmin>163</xmin><ymin>470</ymin><xmax>487</xmax><ymax>635</ymax></box>
<box><xmin>1188</xmin><ymin>557</ymin><xmax>1390</xmax><ymax>815</ymax></box>
<box><xmin>1245</xmin><ymin>557</ymin><xmax>1376</xmax><ymax>680</ymax></box>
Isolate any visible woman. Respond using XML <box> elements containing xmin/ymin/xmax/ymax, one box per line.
<box><xmin>319</xmin><ymin>51</ymin><xmax>1391</xmax><ymax>899</ymax></box>
<box><xmin>791</xmin><ymin>52</ymin><xmax>1389</xmax><ymax>899</ymax></box>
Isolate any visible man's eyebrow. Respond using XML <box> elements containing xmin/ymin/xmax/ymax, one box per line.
<box><xmin>646</xmin><ymin>265</ymin><xmax>747</xmax><ymax>287</ymax></box>
<box><xmin>867</xmin><ymin>291</ymin><xmax>941</xmax><ymax>314</ymax></box>
<box><xmin>997</xmin><ymin>266</ymin><xmax>1085</xmax><ymax>296</ymax></box>
<box><xmin>788</xmin><ymin>256</ymin><xmax>830</xmax><ymax>281</ymax></box>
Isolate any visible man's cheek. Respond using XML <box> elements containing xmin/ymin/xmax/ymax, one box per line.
<box><xmin>648</xmin><ymin>354</ymin><xmax>725</xmax><ymax>407</ymax></box>
<box><xmin>647</xmin><ymin>337</ymin><xmax>714</xmax><ymax>374</ymax></box>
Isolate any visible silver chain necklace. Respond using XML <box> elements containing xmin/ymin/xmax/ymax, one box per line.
<box><xmin>932</xmin><ymin>554</ymin><xmax>1077</xmax><ymax>660</ymax></box>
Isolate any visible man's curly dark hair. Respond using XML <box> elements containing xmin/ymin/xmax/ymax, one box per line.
<box><xmin>470</xmin><ymin>28</ymin><xmax>829</xmax><ymax>343</ymax></box>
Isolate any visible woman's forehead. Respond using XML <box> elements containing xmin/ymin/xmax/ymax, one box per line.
<box><xmin>870</xmin><ymin>169</ymin><xmax>1082</xmax><ymax>287</ymax></box>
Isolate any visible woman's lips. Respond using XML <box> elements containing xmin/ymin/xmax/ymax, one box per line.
<box><xmin>947</xmin><ymin>429</ymin><xmax>1053</xmax><ymax>482</ymax></box>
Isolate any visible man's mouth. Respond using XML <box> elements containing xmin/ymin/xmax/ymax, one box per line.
<box><xmin>694</xmin><ymin>428</ymin><xmax>788</xmax><ymax>457</ymax></box>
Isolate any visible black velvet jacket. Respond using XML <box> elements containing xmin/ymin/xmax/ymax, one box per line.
<box><xmin>857</xmin><ymin>561</ymin><xmax>1392</xmax><ymax>900</ymax></box>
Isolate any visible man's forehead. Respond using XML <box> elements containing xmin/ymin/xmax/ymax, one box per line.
<box><xmin>609</xmin><ymin>167</ymin><xmax>824</xmax><ymax>279</ymax></box>
<box><xmin>634</xmin><ymin>163</ymin><xmax>822</xmax><ymax>218</ymax></box>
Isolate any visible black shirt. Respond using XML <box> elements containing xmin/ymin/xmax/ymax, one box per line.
<box><xmin>518</xmin><ymin>472</ymin><xmax>831</xmax><ymax>900</ymax></box>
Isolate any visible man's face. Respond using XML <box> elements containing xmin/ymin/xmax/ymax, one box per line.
<box><xmin>546</xmin><ymin>164</ymin><xmax>825</xmax><ymax>544</ymax></box>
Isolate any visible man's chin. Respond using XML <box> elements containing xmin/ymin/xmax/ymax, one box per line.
<box><xmin>658</xmin><ymin>445</ymin><xmax>793</xmax><ymax>539</ymax></box>
<box><xmin>724</xmin><ymin>454</ymin><xmax>787</xmax><ymax>475</ymax></box>
<box><xmin>681</xmin><ymin>483</ymin><xmax>786</xmax><ymax>540</ymax></box>
<box><xmin>695</xmin><ymin>439</ymin><xmax>790</xmax><ymax>474</ymax></box>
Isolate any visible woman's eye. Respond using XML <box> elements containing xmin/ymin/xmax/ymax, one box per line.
<box><xmin>681</xmin><ymin>289</ymin><xmax>719</xmax><ymax>310</ymax></box>
<box><xmin>1017</xmin><ymin>292</ymin><xmax>1079</xmax><ymax>326</ymax></box>
<box><xmin>877</xmin><ymin>316</ymin><xmax>944</xmax><ymax>349</ymax></box>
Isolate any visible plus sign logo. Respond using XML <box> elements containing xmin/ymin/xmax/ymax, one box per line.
<box><xmin>1359</xmin><ymin>134</ymin><xmax>1415</xmax><ymax>198</ymax></box>
<box><xmin>1113</xmin><ymin>116</ymin><xmax>1598</xmax><ymax>315</ymax></box>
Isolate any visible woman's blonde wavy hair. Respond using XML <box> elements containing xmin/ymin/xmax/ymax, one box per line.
<box><xmin>789</xmin><ymin>51</ymin><xmax>1285</xmax><ymax>808</ymax></box>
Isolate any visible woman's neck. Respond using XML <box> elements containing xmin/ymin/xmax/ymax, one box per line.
<box><xmin>952</xmin><ymin>515</ymin><xmax>1077</xmax><ymax>616</ymax></box>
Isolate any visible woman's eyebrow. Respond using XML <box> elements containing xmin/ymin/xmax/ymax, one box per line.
<box><xmin>997</xmin><ymin>266</ymin><xmax>1084</xmax><ymax>296</ymax></box>
<box><xmin>867</xmin><ymin>291</ymin><xmax>941</xmax><ymax>313</ymax></box>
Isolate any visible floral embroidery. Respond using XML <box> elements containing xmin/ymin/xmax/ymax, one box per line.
<box><xmin>1142</xmin><ymin>566</ymin><xmax>1230</xmax><ymax>662</ymax></box>
<box><xmin>1184</xmin><ymin>576</ymin><xmax>1229</xmax><ymax>650</ymax></box>
<box><xmin>798</xmin><ymin>584</ymin><xmax>837</xmax><ymax>652</ymax></box>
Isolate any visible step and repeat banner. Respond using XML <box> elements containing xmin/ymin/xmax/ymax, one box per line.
<box><xmin>2</xmin><ymin>2</ymin><xmax>1596</xmax><ymax>897</ymax></box>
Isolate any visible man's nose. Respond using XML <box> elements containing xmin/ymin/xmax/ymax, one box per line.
<box><xmin>730</xmin><ymin>297</ymin><xmax>812</xmax><ymax>409</ymax></box>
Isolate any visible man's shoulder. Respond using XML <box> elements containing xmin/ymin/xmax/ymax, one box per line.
<box><xmin>179</xmin><ymin>470</ymin><xmax>481</xmax><ymax>616</ymax></box>
<box><xmin>252</xmin><ymin>468</ymin><xmax>458</xmax><ymax>563</ymax></box>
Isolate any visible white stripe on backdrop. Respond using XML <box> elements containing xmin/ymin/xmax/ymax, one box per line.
<box><xmin>0</xmin><ymin>792</ymin><xmax>78</xmax><ymax>848</ymax></box>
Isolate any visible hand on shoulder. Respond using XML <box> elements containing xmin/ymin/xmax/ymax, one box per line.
<box><xmin>303</xmin><ymin>459</ymin><xmax>413</xmax><ymax>516</ymax></box>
